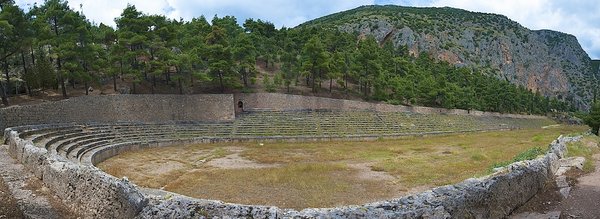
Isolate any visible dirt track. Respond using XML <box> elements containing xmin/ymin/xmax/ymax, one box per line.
<box><xmin>553</xmin><ymin>153</ymin><xmax>600</xmax><ymax>218</ymax></box>
<box><xmin>511</xmin><ymin>153</ymin><xmax>600</xmax><ymax>218</ymax></box>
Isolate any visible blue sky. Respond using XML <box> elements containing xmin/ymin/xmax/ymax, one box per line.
<box><xmin>15</xmin><ymin>0</ymin><xmax>600</xmax><ymax>59</ymax></box>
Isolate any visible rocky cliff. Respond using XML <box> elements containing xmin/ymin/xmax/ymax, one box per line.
<box><xmin>300</xmin><ymin>5</ymin><xmax>599</xmax><ymax>110</ymax></box>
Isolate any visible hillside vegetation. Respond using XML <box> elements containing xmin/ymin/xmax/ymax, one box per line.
<box><xmin>301</xmin><ymin>5</ymin><xmax>599</xmax><ymax>110</ymax></box>
<box><xmin>0</xmin><ymin>1</ymin><xmax>579</xmax><ymax>113</ymax></box>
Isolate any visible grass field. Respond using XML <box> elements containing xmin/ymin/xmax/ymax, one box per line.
<box><xmin>98</xmin><ymin>125</ymin><xmax>588</xmax><ymax>209</ymax></box>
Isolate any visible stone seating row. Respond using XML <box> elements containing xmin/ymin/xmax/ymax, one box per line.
<box><xmin>13</xmin><ymin>110</ymin><xmax>553</xmax><ymax>165</ymax></box>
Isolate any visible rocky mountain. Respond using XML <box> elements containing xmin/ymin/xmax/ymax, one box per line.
<box><xmin>299</xmin><ymin>5</ymin><xmax>599</xmax><ymax>110</ymax></box>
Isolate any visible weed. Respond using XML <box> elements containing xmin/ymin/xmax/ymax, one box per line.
<box><xmin>512</xmin><ymin>147</ymin><xmax>546</xmax><ymax>162</ymax></box>
<box><xmin>531</xmin><ymin>134</ymin><xmax>544</xmax><ymax>142</ymax></box>
<box><xmin>470</xmin><ymin>153</ymin><xmax>486</xmax><ymax>161</ymax></box>
<box><xmin>488</xmin><ymin>146</ymin><xmax>546</xmax><ymax>171</ymax></box>
<box><xmin>212</xmin><ymin>147</ymin><xmax>230</xmax><ymax>158</ymax></box>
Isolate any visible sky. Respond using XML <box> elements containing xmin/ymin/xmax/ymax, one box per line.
<box><xmin>14</xmin><ymin>0</ymin><xmax>600</xmax><ymax>59</ymax></box>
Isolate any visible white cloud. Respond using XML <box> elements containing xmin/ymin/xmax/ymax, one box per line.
<box><xmin>166</xmin><ymin>0</ymin><xmax>374</xmax><ymax>28</ymax></box>
<box><xmin>16</xmin><ymin>0</ymin><xmax>374</xmax><ymax>27</ymax></box>
<box><xmin>14</xmin><ymin>0</ymin><xmax>599</xmax><ymax>58</ymax></box>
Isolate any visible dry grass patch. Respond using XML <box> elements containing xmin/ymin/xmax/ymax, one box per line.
<box><xmin>566</xmin><ymin>135</ymin><xmax>600</xmax><ymax>173</ymax></box>
<box><xmin>99</xmin><ymin>125</ymin><xmax>586</xmax><ymax>209</ymax></box>
<box><xmin>165</xmin><ymin>163</ymin><xmax>400</xmax><ymax>209</ymax></box>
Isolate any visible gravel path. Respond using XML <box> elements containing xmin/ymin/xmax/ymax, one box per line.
<box><xmin>552</xmin><ymin>153</ymin><xmax>600</xmax><ymax>218</ymax></box>
<box><xmin>511</xmin><ymin>153</ymin><xmax>600</xmax><ymax>218</ymax></box>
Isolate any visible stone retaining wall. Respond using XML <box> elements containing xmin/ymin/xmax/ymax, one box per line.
<box><xmin>4</xmin><ymin>129</ymin><xmax>147</xmax><ymax>218</ymax></box>
<box><xmin>235</xmin><ymin>93</ymin><xmax>546</xmax><ymax>119</ymax></box>
<box><xmin>0</xmin><ymin>94</ymin><xmax>234</xmax><ymax>131</ymax></box>
<box><xmin>0</xmin><ymin>93</ymin><xmax>545</xmax><ymax>132</ymax></box>
<box><xmin>3</xmin><ymin>124</ymin><xmax>581</xmax><ymax>218</ymax></box>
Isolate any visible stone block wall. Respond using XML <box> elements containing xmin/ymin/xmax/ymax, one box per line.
<box><xmin>0</xmin><ymin>93</ymin><xmax>545</xmax><ymax>132</ymax></box>
<box><xmin>4</xmin><ymin>129</ymin><xmax>147</xmax><ymax>218</ymax></box>
<box><xmin>0</xmin><ymin>93</ymin><xmax>566</xmax><ymax>218</ymax></box>
<box><xmin>235</xmin><ymin>93</ymin><xmax>545</xmax><ymax>119</ymax></box>
<box><xmin>0</xmin><ymin>94</ymin><xmax>234</xmax><ymax>131</ymax></box>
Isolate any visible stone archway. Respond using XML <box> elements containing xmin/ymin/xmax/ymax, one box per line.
<box><xmin>237</xmin><ymin>100</ymin><xmax>244</xmax><ymax>112</ymax></box>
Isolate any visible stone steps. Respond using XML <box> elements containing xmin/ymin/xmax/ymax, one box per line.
<box><xmin>9</xmin><ymin>110</ymin><xmax>553</xmax><ymax>166</ymax></box>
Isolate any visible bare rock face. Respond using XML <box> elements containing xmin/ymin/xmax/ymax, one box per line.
<box><xmin>302</xmin><ymin>5</ymin><xmax>600</xmax><ymax>110</ymax></box>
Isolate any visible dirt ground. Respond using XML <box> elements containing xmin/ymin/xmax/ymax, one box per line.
<box><xmin>99</xmin><ymin>126</ymin><xmax>584</xmax><ymax>210</ymax></box>
<box><xmin>0</xmin><ymin>176</ymin><xmax>23</xmax><ymax>219</ymax></box>
<box><xmin>99</xmin><ymin>145</ymin><xmax>406</xmax><ymax>209</ymax></box>
<box><xmin>511</xmin><ymin>154</ymin><xmax>600</xmax><ymax>218</ymax></box>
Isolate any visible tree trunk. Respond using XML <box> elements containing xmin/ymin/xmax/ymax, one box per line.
<box><xmin>4</xmin><ymin>60</ymin><xmax>10</xmax><ymax>97</ymax></box>
<box><xmin>190</xmin><ymin>72</ymin><xmax>194</xmax><ymax>87</ymax></box>
<box><xmin>21</xmin><ymin>51</ymin><xmax>32</xmax><ymax>96</ymax></box>
<box><xmin>152</xmin><ymin>74</ymin><xmax>156</xmax><ymax>94</ymax></box>
<box><xmin>305</xmin><ymin>76</ymin><xmax>309</xmax><ymax>87</ymax></box>
<box><xmin>1</xmin><ymin>61</ymin><xmax>9</xmax><ymax>106</ymax></box>
<box><xmin>311</xmin><ymin>74</ymin><xmax>316</xmax><ymax>93</ymax></box>
<box><xmin>56</xmin><ymin>56</ymin><xmax>68</xmax><ymax>98</ymax></box>
<box><xmin>329</xmin><ymin>78</ymin><xmax>333</xmax><ymax>93</ymax></box>
<box><xmin>84</xmin><ymin>81</ymin><xmax>89</xmax><ymax>95</ymax></box>
<box><xmin>0</xmin><ymin>82</ymin><xmax>8</xmax><ymax>106</ymax></box>
<box><xmin>25</xmin><ymin>82</ymin><xmax>31</xmax><ymax>96</ymax></box>
<box><xmin>52</xmin><ymin>16</ymin><xmax>67</xmax><ymax>98</ymax></box>
<box><xmin>242</xmin><ymin>67</ymin><xmax>248</xmax><ymax>87</ymax></box>
<box><xmin>132</xmin><ymin>82</ymin><xmax>136</xmax><ymax>94</ymax></box>
<box><xmin>178</xmin><ymin>77</ymin><xmax>183</xmax><ymax>95</ymax></box>
<box><xmin>119</xmin><ymin>61</ymin><xmax>124</xmax><ymax>81</ymax></box>
<box><xmin>113</xmin><ymin>74</ymin><xmax>117</xmax><ymax>92</ymax></box>
<box><xmin>218</xmin><ymin>71</ymin><xmax>224</xmax><ymax>93</ymax></box>
<box><xmin>30</xmin><ymin>46</ymin><xmax>35</xmax><ymax>65</ymax></box>
<box><xmin>344</xmin><ymin>73</ymin><xmax>347</xmax><ymax>89</ymax></box>
<box><xmin>58</xmin><ymin>66</ymin><xmax>67</xmax><ymax>98</ymax></box>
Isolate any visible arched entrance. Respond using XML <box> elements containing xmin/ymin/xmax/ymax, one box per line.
<box><xmin>237</xmin><ymin>100</ymin><xmax>244</xmax><ymax>112</ymax></box>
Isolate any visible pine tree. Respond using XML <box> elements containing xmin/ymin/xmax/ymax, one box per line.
<box><xmin>0</xmin><ymin>0</ymin><xmax>30</xmax><ymax>105</ymax></box>
<box><xmin>205</xmin><ymin>25</ymin><xmax>233</xmax><ymax>93</ymax></box>
<box><xmin>585</xmin><ymin>102</ymin><xmax>600</xmax><ymax>135</ymax></box>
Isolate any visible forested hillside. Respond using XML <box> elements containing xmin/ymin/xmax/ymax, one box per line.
<box><xmin>301</xmin><ymin>5</ymin><xmax>599</xmax><ymax>110</ymax></box>
<box><xmin>0</xmin><ymin>1</ymin><xmax>575</xmax><ymax>114</ymax></box>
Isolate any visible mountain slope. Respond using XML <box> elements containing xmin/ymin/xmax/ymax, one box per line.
<box><xmin>299</xmin><ymin>5</ymin><xmax>599</xmax><ymax>110</ymax></box>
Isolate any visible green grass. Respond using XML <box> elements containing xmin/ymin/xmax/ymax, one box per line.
<box><xmin>566</xmin><ymin>135</ymin><xmax>600</xmax><ymax>173</ymax></box>
<box><xmin>512</xmin><ymin>147</ymin><xmax>546</xmax><ymax>162</ymax></box>
<box><xmin>490</xmin><ymin>146</ymin><xmax>546</xmax><ymax>170</ymax></box>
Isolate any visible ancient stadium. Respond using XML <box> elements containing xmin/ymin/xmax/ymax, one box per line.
<box><xmin>2</xmin><ymin>93</ymin><xmax>586</xmax><ymax>218</ymax></box>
